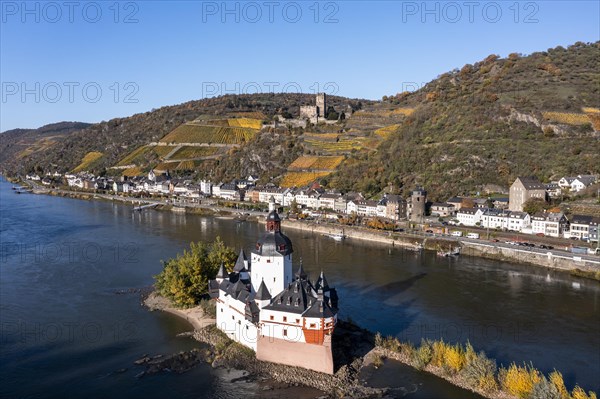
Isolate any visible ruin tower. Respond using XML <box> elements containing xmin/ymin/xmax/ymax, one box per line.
<box><xmin>316</xmin><ymin>93</ymin><xmax>327</xmax><ymax>118</ymax></box>
<box><xmin>408</xmin><ymin>187</ymin><xmax>427</xmax><ymax>223</ymax></box>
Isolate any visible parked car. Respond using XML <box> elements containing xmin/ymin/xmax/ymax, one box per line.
<box><xmin>425</xmin><ymin>230</ymin><xmax>433</xmax><ymax>233</ymax></box>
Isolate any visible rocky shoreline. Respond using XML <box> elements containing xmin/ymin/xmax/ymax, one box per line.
<box><xmin>140</xmin><ymin>292</ymin><xmax>520</xmax><ymax>399</ymax></box>
<box><xmin>141</xmin><ymin>292</ymin><xmax>388</xmax><ymax>398</ymax></box>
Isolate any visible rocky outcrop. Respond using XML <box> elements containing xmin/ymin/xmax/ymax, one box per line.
<box><xmin>191</xmin><ymin>322</ymin><xmax>387</xmax><ymax>398</ymax></box>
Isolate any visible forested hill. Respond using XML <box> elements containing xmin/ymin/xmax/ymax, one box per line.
<box><xmin>1</xmin><ymin>42</ymin><xmax>599</xmax><ymax>201</ymax></box>
<box><xmin>328</xmin><ymin>41</ymin><xmax>600</xmax><ymax>199</ymax></box>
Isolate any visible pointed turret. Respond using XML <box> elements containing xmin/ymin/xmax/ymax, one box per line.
<box><xmin>295</xmin><ymin>259</ymin><xmax>307</xmax><ymax>280</ymax></box>
<box><xmin>255</xmin><ymin>279</ymin><xmax>272</xmax><ymax>301</ymax></box>
<box><xmin>315</xmin><ymin>270</ymin><xmax>329</xmax><ymax>291</ymax></box>
<box><xmin>216</xmin><ymin>262</ymin><xmax>227</xmax><ymax>282</ymax></box>
<box><xmin>234</xmin><ymin>249</ymin><xmax>248</xmax><ymax>272</ymax></box>
<box><xmin>254</xmin><ymin>279</ymin><xmax>272</xmax><ymax>309</ymax></box>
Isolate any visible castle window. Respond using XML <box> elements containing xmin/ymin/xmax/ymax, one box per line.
<box><xmin>295</xmin><ymin>319</ymin><xmax>300</xmax><ymax>324</ymax></box>
<box><xmin>232</xmin><ymin>316</ymin><xmax>234</xmax><ymax>320</ymax></box>
<box><xmin>279</xmin><ymin>244</ymin><xmax>286</xmax><ymax>251</ymax></box>
<box><xmin>221</xmin><ymin>308</ymin><xmax>223</xmax><ymax>312</ymax></box>
<box><xmin>294</xmin><ymin>299</ymin><xmax>299</xmax><ymax>307</ymax></box>
<box><xmin>283</xmin><ymin>316</ymin><xmax>287</xmax><ymax>322</ymax></box>
<box><xmin>238</xmin><ymin>320</ymin><xmax>241</xmax><ymax>325</ymax></box>
<box><xmin>283</xmin><ymin>329</ymin><xmax>287</xmax><ymax>337</ymax></box>
<box><xmin>310</xmin><ymin>323</ymin><xmax>316</xmax><ymax>328</ymax></box>
<box><xmin>270</xmin><ymin>315</ymin><xmax>274</xmax><ymax>321</ymax></box>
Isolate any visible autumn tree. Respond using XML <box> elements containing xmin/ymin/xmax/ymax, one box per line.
<box><xmin>154</xmin><ymin>237</ymin><xmax>237</xmax><ymax>308</ymax></box>
<box><xmin>523</xmin><ymin>198</ymin><xmax>548</xmax><ymax>215</ymax></box>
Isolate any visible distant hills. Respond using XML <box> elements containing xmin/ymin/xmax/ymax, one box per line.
<box><xmin>1</xmin><ymin>41</ymin><xmax>599</xmax><ymax>201</ymax></box>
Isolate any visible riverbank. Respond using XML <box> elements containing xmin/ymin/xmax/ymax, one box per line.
<box><xmin>14</xmin><ymin>178</ymin><xmax>600</xmax><ymax>278</ymax></box>
<box><xmin>143</xmin><ymin>292</ymin><xmax>597</xmax><ymax>399</ymax></box>
<box><xmin>142</xmin><ymin>292</ymin><xmax>386</xmax><ymax>398</ymax></box>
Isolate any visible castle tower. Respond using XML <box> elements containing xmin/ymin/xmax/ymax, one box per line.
<box><xmin>408</xmin><ymin>187</ymin><xmax>427</xmax><ymax>223</ymax></box>
<box><xmin>250</xmin><ymin>197</ymin><xmax>293</xmax><ymax>296</ymax></box>
<box><xmin>316</xmin><ymin>93</ymin><xmax>327</xmax><ymax>119</ymax></box>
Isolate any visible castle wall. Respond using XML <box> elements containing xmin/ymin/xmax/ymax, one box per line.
<box><xmin>256</xmin><ymin>334</ymin><xmax>334</xmax><ymax>374</ymax></box>
<box><xmin>216</xmin><ymin>297</ymin><xmax>258</xmax><ymax>351</ymax></box>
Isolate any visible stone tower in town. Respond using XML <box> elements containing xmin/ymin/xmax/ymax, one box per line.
<box><xmin>316</xmin><ymin>93</ymin><xmax>327</xmax><ymax>118</ymax></box>
<box><xmin>408</xmin><ymin>187</ymin><xmax>427</xmax><ymax>222</ymax></box>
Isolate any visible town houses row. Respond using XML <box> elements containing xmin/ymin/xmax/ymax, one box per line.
<box><xmin>27</xmin><ymin>171</ymin><xmax>599</xmax><ymax>243</ymax></box>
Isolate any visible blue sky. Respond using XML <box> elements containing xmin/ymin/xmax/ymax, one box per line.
<box><xmin>1</xmin><ymin>0</ymin><xmax>598</xmax><ymax>131</ymax></box>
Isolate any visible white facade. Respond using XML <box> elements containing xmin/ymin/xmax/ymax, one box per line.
<box><xmin>456</xmin><ymin>208</ymin><xmax>483</xmax><ymax>226</ymax></box>
<box><xmin>209</xmin><ymin>199</ymin><xmax>339</xmax><ymax>374</ymax></box>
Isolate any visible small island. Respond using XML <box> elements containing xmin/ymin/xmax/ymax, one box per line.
<box><xmin>145</xmin><ymin>200</ymin><xmax>597</xmax><ymax>399</ymax></box>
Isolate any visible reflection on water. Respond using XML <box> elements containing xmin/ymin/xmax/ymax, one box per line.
<box><xmin>1</xmin><ymin>178</ymin><xmax>598</xmax><ymax>398</ymax></box>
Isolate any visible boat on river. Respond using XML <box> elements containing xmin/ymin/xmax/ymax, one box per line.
<box><xmin>325</xmin><ymin>232</ymin><xmax>346</xmax><ymax>241</ymax></box>
<box><xmin>437</xmin><ymin>247</ymin><xmax>461</xmax><ymax>257</ymax></box>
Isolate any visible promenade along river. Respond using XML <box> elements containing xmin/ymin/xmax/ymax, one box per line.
<box><xmin>1</xmin><ymin>178</ymin><xmax>598</xmax><ymax>398</ymax></box>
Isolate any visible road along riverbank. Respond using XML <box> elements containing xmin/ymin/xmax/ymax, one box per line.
<box><xmin>14</xmin><ymin>178</ymin><xmax>600</xmax><ymax>279</ymax></box>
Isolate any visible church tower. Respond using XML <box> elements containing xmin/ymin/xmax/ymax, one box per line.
<box><xmin>250</xmin><ymin>197</ymin><xmax>293</xmax><ymax>296</ymax></box>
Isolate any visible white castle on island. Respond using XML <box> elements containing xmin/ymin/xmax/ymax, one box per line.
<box><xmin>209</xmin><ymin>198</ymin><xmax>339</xmax><ymax>374</ymax></box>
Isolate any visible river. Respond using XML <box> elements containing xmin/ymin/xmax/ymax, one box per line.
<box><xmin>1</xmin><ymin>178</ymin><xmax>598</xmax><ymax>398</ymax></box>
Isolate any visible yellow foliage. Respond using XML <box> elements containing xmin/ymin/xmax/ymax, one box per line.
<box><xmin>375</xmin><ymin>124</ymin><xmax>401</xmax><ymax>138</ymax></box>
<box><xmin>542</xmin><ymin>111</ymin><xmax>590</xmax><ymax>126</ymax></box>
<box><xmin>171</xmin><ymin>146</ymin><xmax>218</xmax><ymax>159</ymax></box>
<box><xmin>288</xmin><ymin>156</ymin><xmax>344</xmax><ymax>171</ymax></box>
<box><xmin>304</xmin><ymin>138</ymin><xmax>365</xmax><ymax>153</ymax></box>
<box><xmin>154</xmin><ymin>161</ymin><xmax>179</xmax><ymax>172</ymax></box>
<box><xmin>431</xmin><ymin>340</ymin><xmax>447</xmax><ymax>367</ymax></box>
<box><xmin>391</xmin><ymin>107</ymin><xmax>415</xmax><ymax>116</ymax></box>
<box><xmin>227</xmin><ymin>118</ymin><xmax>263</xmax><ymax>129</ymax></box>
<box><xmin>549</xmin><ymin>370</ymin><xmax>569</xmax><ymax>399</ymax></box>
<box><xmin>582</xmin><ymin>107</ymin><xmax>600</xmax><ymax>114</ymax></box>
<box><xmin>572</xmin><ymin>386</ymin><xmax>597</xmax><ymax>399</ymax></box>
<box><xmin>160</xmin><ymin>124</ymin><xmax>258</xmax><ymax>144</ymax></box>
<box><xmin>501</xmin><ymin>363</ymin><xmax>542</xmax><ymax>398</ymax></box>
<box><xmin>586</xmin><ymin>113</ymin><xmax>600</xmax><ymax>131</ymax></box>
<box><xmin>444</xmin><ymin>344</ymin><xmax>465</xmax><ymax>372</ymax></box>
<box><xmin>280</xmin><ymin>171</ymin><xmax>331</xmax><ymax>188</ymax></box>
<box><xmin>117</xmin><ymin>145</ymin><xmax>151</xmax><ymax>166</ymax></box>
<box><xmin>73</xmin><ymin>151</ymin><xmax>103</xmax><ymax>172</ymax></box>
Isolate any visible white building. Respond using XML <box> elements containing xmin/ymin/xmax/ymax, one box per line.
<box><xmin>570</xmin><ymin>175</ymin><xmax>596</xmax><ymax>192</ymax></box>
<box><xmin>208</xmin><ymin>199</ymin><xmax>338</xmax><ymax>374</ymax></box>
<box><xmin>569</xmin><ymin>215</ymin><xmax>593</xmax><ymax>241</ymax></box>
<box><xmin>531</xmin><ymin>212</ymin><xmax>568</xmax><ymax>237</ymax></box>
<box><xmin>200</xmin><ymin>180</ymin><xmax>212</xmax><ymax>195</ymax></box>
<box><xmin>456</xmin><ymin>208</ymin><xmax>483</xmax><ymax>226</ymax></box>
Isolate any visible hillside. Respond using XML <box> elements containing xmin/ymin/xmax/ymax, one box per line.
<box><xmin>329</xmin><ymin>41</ymin><xmax>600</xmax><ymax>200</ymax></box>
<box><xmin>0</xmin><ymin>94</ymin><xmax>361</xmax><ymax>177</ymax></box>
<box><xmin>0</xmin><ymin>122</ymin><xmax>92</xmax><ymax>172</ymax></box>
<box><xmin>1</xmin><ymin>42</ymin><xmax>598</xmax><ymax>200</ymax></box>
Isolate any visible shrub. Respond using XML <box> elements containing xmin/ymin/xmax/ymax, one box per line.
<box><xmin>413</xmin><ymin>339</ymin><xmax>433</xmax><ymax>369</ymax></box>
<box><xmin>199</xmin><ymin>298</ymin><xmax>216</xmax><ymax>317</ymax></box>
<box><xmin>461</xmin><ymin>351</ymin><xmax>498</xmax><ymax>393</ymax></box>
<box><xmin>372</xmin><ymin>353</ymin><xmax>384</xmax><ymax>368</ymax></box>
<box><xmin>500</xmin><ymin>362</ymin><xmax>542</xmax><ymax>398</ymax></box>
<box><xmin>154</xmin><ymin>237</ymin><xmax>237</xmax><ymax>308</ymax></box>
<box><xmin>431</xmin><ymin>340</ymin><xmax>447</xmax><ymax>367</ymax></box>
<box><xmin>548</xmin><ymin>370</ymin><xmax>570</xmax><ymax>398</ymax></box>
<box><xmin>444</xmin><ymin>343</ymin><xmax>466</xmax><ymax>373</ymax></box>
<box><xmin>572</xmin><ymin>386</ymin><xmax>595</xmax><ymax>399</ymax></box>
<box><xmin>531</xmin><ymin>377</ymin><xmax>561</xmax><ymax>399</ymax></box>
<box><xmin>374</xmin><ymin>332</ymin><xmax>383</xmax><ymax>347</ymax></box>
